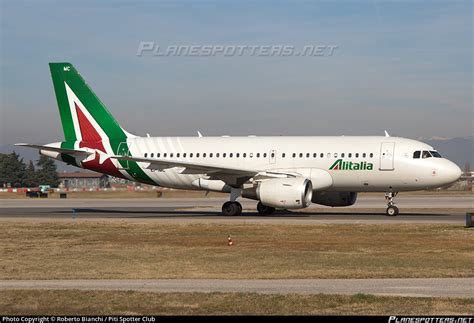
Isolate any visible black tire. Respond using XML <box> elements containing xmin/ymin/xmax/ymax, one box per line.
<box><xmin>385</xmin><ymin>205</ymin><xmax>399</xmax><ymax>216</ymax></box>
<box><xmin>257</xmin><ymin>202</ymin><xmax>276</xmax><ymax>215</ymax></box>
<box><xmin>222</xmin><ymin>201</ymin><xmax>242</xmax><ymax>216</ymax></box>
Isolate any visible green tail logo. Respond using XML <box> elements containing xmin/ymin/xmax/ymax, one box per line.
<box><xmin>49</xmin><ymin>62</ymin><xmax>129</xmax><ymax>143</ymax></box>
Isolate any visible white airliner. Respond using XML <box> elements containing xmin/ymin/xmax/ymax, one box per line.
<box><xmin>17</xmin><ymin>63</ymin><xmax>462</xmax><ymax>216</ymax></box>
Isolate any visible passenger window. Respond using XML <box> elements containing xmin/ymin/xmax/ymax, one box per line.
<box><xmin>196</xmin><ymin>153</ymin><xmax>199</xmax><ymax>158</ymax></box>
<box><xmin>229</xmin><ymin>153</ymin><xmax>233</xmax><ymax>158</ymax></box>
<box><xmin>320</xmin><ymin>153</ymin><xmax>324</xmax><ymax>158</ymax></box>
<box><xmin>299</xmin><ymin>153</ymin><xmax>303</xmax><ymax>158</ymax></box>
<box><xmin>326</xmin><ymin>153</ymin><xmax>331</xmax><ymax>158</ymax></box>
<box><xmin>209</xmin><ymin>153</ymin><xmax>213</xmax><ymax>158</ymax></box>
<box><xmin>413</xmin><ymin>151</ymin><xmax>420</xmax><ymax>159</ymax></box>
<box><xmin>243</xmin><ymin>153</ymin><xmax>247</xmax><ymax>158</ymax></box>
<box><xmin>183</xmin><ymin>153</ymin><xmax>186</xmax><ymax>158</ymax></box>
<box><xmin>250</xmin><ymin>153</ymin><xmax>253</xmax><ymax>158</ymax></box>
<box><xmin>216</xmin><ymin>153</ymin><xmax>220</xmax><ymax>158</ymax></box>
<box><xmin>190</xmin><ymin>153</ymin><xmax>193</xmax><ymax>158</ymax></box>
<box><xmin>157</xmin><ymin>153</ymin><xmax>160</xmax><ymax>158</ymax></box>
<box><xmin>223</xmin><ymin>153</ymin><xmax>226</xmax><ymax>158</ymax></box>
<box><xmin>256</xmin><ymin>153</ymin><xmax>260</xmax><ymax>158</ymax></box>
<box><xmin>362</xmin><ymin>153</ymin><xmax>366</xmax><ymax>158</ymax></box>
<box><xmin>355</xmin><ymin>153</ymin><xmax>359</xmax><ymax>158</ymax></box>
<box><xmin>144</xmin><ymin>153</ymin><xmax>148</xmax><ymax>158</ymax></box>
<box><xmin>348</xmin><ymin>153</ymin><xmax>352</xmax><ymax>158</ymax></box>
<box><xmin>163</xmin><ymin>153</ymin><xmax>167</xmax><ymax>158</ymax></box>
<box><xmin>271</xmin><ymin>152</ymin><xmax>275</xmax><ymax>158</ymax></box>
<box><xmin>236</xmin><ymin>153</ymin><xmax>240</xmax><ymax>158</ymax></box>
<box><xmin>293</xmin><ymin>153</ymin><xmax>296</xmax><ymax>158</ymax></box>
<box><xmin>170</xmin><ymin>153</ymin><xmax>174</xmax><ymax>158</ymax></box>
<box><xmin>369</xmin><ymin>153</ymin><xmax>373</xmax><ymax>158</ymax></box>
<box><xmin>282</xmin><ymin>153</ymin><xmax>286</xmax><ymax>158</ymax></box>
<box><xmin>263</xmin><ymin>153</ymin><xmax>267</xmax><ymax>158</ymax></box>
<box><xmin>176</xmin><ymin>153</ymin><xmax>180</xmax><ymax>158</ymax></box>
<box><xmin>203</xmin><ymin>153</ymin><xmax>206</xmax><ymax>158</ymax></box>
<box><xmin>334</xmin><ymin>153</ymin><xmax>338</xmax><ymax>158</ymax></box>
<box><xmin>306</xmin><ymin>153</ymin><xmax>309</xmax><ymax>158</ymax></box>
<box><xmin>341</xmin><ymin>153</ymin><xmax>345</xmax><ymax>158</ymax></box>
<box><xmin>313</xmin><ymin>153</ymin><xmax>317</xmax><ymax>158</ymax></box>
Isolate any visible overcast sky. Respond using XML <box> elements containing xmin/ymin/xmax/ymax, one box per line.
<box><xmin>1</xmin><ymin>0</ymin><xmax>472</xmax><ymax>147</ymax></box>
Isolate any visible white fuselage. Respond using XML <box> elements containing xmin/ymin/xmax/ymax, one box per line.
<box><xmin>120</xmin><ymin>135</ymin><xmax>461</xmax><ymax>192</ymax></box>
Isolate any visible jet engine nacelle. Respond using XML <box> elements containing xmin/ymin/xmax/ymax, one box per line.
<box><xmin>243</xmin><ymin>177</ymin><xmax>313</xmax><ymax>209</ymax></box>
<box><xmin>311</xmin><ymin>191</ymin><xmax>357</xmax><ymax>207</ymax></box>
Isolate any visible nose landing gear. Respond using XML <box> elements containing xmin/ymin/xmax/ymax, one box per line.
<box><xmin>385</xmin><ymin>192</ymin><xmax>399</xmax><ymax>216</ymax></box>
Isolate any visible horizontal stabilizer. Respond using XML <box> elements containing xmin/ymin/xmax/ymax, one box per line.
<box><xmin>14</xmin><ymin>143</ymin><xmax>92</xmax><ymax>157</ymax></box>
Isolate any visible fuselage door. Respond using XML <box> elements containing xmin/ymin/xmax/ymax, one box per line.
<box><xmin>117</xmin><ymin>142</ymin><xmax>131</xmax><ymax>170</ymax></box>
<box><xmin>379</xmin><ymin>142</ymin><xmax>395</xmax><ymax>171</ymax></box>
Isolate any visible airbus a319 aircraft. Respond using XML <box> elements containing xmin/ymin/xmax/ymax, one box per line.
<box><xmin>17</xmin><ymin>63</ymin><xmax>462</xmax><ymax>216</ymax></box>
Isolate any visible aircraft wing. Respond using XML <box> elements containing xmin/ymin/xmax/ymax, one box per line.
<box><xmin>14</xmin><ymin>143</ymin><xmax>93</xmax><ymax>157</ymax></box>
<box><xmin>110</xmin><ymin>155</ymin><xmax>258</xmax><ymax>177</ymax></box>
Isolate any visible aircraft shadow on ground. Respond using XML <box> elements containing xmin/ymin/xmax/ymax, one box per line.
<box><xmin>45</xmin><ymin>208</ymin><xmax>452</xmax><ymax>218</ymax></box>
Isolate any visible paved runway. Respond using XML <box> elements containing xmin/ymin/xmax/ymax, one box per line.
<box><xmin>1</xmin><ymin>195</ymin><xmax>472</xmax><ymax>208</ymax></box>
<box><xmin>0</xmin><ymin>195</ymin><xmax>471</xmax><ymax>224</ymax></box>
<box><xmin>1</xmin><ymin>278</ymin><xmax>472</xmax><ymax>298</ymax></box>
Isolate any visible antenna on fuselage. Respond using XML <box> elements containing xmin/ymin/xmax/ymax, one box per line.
<box><xmin>197</xmin><ymin>131</ymin><xmax>203</xmax><ymax>138</ymax></box>
<box><xmin>384</xmin><ymin>130</ymin><xmax>390</xmax><ymax>137</ymax></box>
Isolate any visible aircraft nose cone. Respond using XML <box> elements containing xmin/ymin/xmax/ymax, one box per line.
<box><xmin>444</xmin><ymin>162</ymin><xmax>462</xmax><ymax>184</ymax></box>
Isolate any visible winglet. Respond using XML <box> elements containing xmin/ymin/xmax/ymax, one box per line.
<box><xmin>384</xmin><ymin>130</ymin><xmax>390</xmax><ymax>137</ymax></box>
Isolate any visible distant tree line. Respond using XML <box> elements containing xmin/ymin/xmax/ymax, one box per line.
<box><xmin>0</xmin><ymin>152</ymin><xmax>59</xmax><ymax>188</ymax></box>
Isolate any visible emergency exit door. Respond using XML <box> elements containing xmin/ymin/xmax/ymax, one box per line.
<box><xmin>379</xmin><ymin>142</ymin><xmax>395</xmax><ymax>171</ymax></box>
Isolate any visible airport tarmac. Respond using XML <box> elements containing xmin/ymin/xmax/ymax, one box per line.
<box><xmin>0</xmin><ymin>195</ymin><xmax>474</xmax><ymax>224</ymax></box>
<box><xmin>1</xmin><ymin>278</ymin><xmax>472</xmax><ymax>298</ymax></box>
<box><xmin>0</xmin><ymin>195</ymin><xmax>472</xmax><ymax>224</ymax></box>
<box><xmin>1</xmin><ymin>194</ymin><xmax>472</xmax><ymax>208</ymax></box>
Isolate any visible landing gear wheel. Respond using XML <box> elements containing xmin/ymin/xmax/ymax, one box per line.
<box><xmin>385</xmin><ymin>205</ymin><xmax>399</xmax><ymax>216</ymax></box>
<box><xmin>257</xmin><ymin>202</ymin><xmax>276</xmax><ymax>215</ymax></box>
<box><xmin>222</xmin><ymin>201</ymin><xmax>242</xmax><ymax>216</ymax></box>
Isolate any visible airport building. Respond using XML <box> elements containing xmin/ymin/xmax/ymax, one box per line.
<box><xmin>58</xmin><ymin>172</ymin><xmax>109</xmax><ymax>189</ymax></box>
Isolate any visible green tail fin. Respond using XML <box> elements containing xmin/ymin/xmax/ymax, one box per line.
<box><xmin>49</xmin><ymin>62</ymin><xmax>128</xmax><ymax>142</ymax></box>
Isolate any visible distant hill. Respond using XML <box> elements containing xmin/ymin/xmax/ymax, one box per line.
<box><xmin>422</xmin><ymin>137</ymin><xmax>473</xmax><ymax>170</ymax></box>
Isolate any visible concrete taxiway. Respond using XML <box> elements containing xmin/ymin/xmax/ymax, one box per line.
<box><xmin>1</xmin><ymin>278</ymin><xmax>472</xmax><ymax>298</ymax></box>
<box><xmin>0</xmin><ymin>195</ymin><xmax>472</xmax><ymax>224</ymax></box>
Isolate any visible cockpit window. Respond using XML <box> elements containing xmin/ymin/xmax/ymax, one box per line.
<box><xmin>414</xmin><ymin>150</ymin><xmax>441</xmax><ymax>159</ymax></box>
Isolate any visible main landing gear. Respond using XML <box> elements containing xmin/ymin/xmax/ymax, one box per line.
<box><xmin>222</xmin><ymin>201</ymin><xmax>242</xmax><ymax>216</ymax></box>
<box><xmin>222</xmin><ymin>188</ymin><xmax>243</xmax><ymax>216</ymax></box>
<box><xmin>385</xmin><ymin>192</ymin><xmax>399</xmax><ymax>216</ymax></box>
<box><xmin>257</xmin><ymin>201</ymin><xmax>276</xmax><ymax>215</ymax></box>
